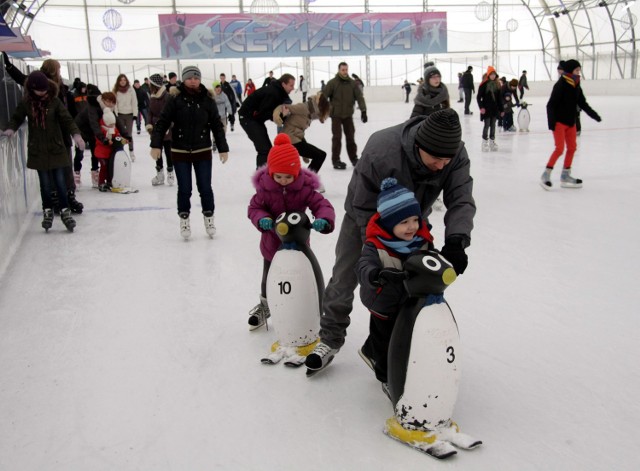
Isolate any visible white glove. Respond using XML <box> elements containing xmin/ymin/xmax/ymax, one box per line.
<box><xmin>219</xmin><ymin>152</ymin><xmax>229</xmax><ymax>164</ymax></box>
<box><xmin>1</xmin><ymin>129</ymin><xmax>15</xmax><ymax>138</ymax></box>
<box><xmin>72</xmin><ymin>134</ymin><xmax>85</xmax><ymax>151</ymax></box>
<box><xmin>150</xmin><ymin>148</ymin><xmax>161</xmax><ymax>160</ymax></box>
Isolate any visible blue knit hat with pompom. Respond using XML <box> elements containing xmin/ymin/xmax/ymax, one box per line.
<box><xmin>377</xmin><ymin>177</ymin><xmax>422</xmax><ymax>233</ymax></box>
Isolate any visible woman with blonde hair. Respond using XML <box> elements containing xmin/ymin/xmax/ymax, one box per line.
<box><xmin>113</xmin><ymin>74</ymin><xmax>138</xmax><ymax>160</ymax></box>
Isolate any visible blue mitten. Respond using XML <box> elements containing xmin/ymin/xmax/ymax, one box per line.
<box><xmin>259</xmin><ymin>218</ymin><xmax>274</xmax><ymax>230</ymax></box>
<box><xmin>312</xmin><ymin>218</ymin><xmax>329</xmax><ymax>232</ymax></box>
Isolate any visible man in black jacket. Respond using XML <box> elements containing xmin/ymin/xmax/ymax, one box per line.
<box><xmin>461</xmin><ymin>66</ymin><xmax>475</xmax><ymax>115</ymax></box>
<box><xmin>219</xmin><ymin>73</ymin><xmax>238</xmax><ymax>131</ymax></box>
<box><xmin>238</xmin><ymin>73</ymin><xmax>296</xmax><ymax>168</ymax></box>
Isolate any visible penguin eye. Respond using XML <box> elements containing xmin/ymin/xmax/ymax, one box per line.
<box><xmin>275</xmin><ymin>213</ymin><xmax>286</xmax><ymax>223</ymax></box>
<box><xmin>287</xmin><ymin>213</ymin><xmax>301</xmax><ymax>225</ymax></box>
<box><xmin>422</xmin><ymin>255</ymin><xmax>442</xmax><ymax>272</ymax></box>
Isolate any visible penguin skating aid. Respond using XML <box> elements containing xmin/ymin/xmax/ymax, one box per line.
<box><xmin>261</xmin><ymin>212</ymin><xmax>323</xmax><ymax>367</ymax></box>
<box><xmin>110</xmin><ymin>137</ymin><xmax>139</xmax><ymax>194</ymax></box>
<box><xmin>517</xmin><ymin>102</ymin><xmax>532</xmax><ymax>132</ymax></box>
<box><xmin>385</xmin><ymin>250</ymin><xmax>482</xmax><ymax>459</ymax></box>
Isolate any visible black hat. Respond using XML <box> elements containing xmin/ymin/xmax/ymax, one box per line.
<box><xmin>415</xmin><ymin>109</ymin><xmax>462</xmax><ymax>159</ymax></box>
<box><xmin>557</xmin><ymin>61</ymin><xmax>566</xmax><ymax>71</ymax></box>
<box><xmin>86</xmin><ymin>84</ymin><xmax>101</xmax><ymax>97</ymax></box>
<box><xmin>563</xmin><ymin>59</ymin><xmax>581</xmax><ymax>73</ymax></box>
<box><xmin>26</xmin><ymin>71</ymin><xmax>49</xmax><ymax>91</ymax></box>
<box><xmin>168</xmin><ymin>72</ymin><xmax>177</xmax><ymax>79</ymax></box>
<box><xmin>467</xmin><ymin>66</ymin><xmax>473</xmax><ymax>71</ymax></box>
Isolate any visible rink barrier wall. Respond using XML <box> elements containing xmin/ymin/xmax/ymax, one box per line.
<box><xmin>0</xmin><ymin>125</ymin><xmax>40</xmax><ymax>279</ymax></box>
<box><xmin>333</xmin><ymin>79</ymin><xmax>640</xmax><ymax>103</ymax></box>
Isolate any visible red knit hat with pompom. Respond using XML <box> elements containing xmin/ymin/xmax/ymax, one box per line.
<box><xmin>267</xmin><ymin>134</ymin><xmax>301</xmax><ymax>177</ymax></box>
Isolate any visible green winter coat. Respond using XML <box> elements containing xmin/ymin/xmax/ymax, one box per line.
<box><xmin>8</xmin><ymin>96</ymin><xmax>80</xmax><ymax>171</ymax></box>
<box><xmin>323</xmin><ymin>73</ymin><xmax>366</xmax><ymax>119</ymax></box>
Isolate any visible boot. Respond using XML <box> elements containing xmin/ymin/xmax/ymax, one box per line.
<box><xmin>540</xmin><ymin>168</ymin><xmax>553</xmax><ymax>191</ymax></box>
<box><xmin>332</xmin><ymin>160</ymin><xmax>347</xmax><ymax>170</ymax></box>
<box><xmin>91</xmin><ymin>170</ymin><xmax>99</xmax><ymax>189</ymax></box>
<box><xmin>305</xmin><ymin>342</ymin><xmax>339</xmax><ymax>371</ymax></box>
<box><xmin>42</xmin><ymin>208</ymin><xmax>54</xmax><ymax>232</ymax></box>
<box><xmin>248</xmin><ymin>295</ymin><xmax>271</xmax><ymax>330</ymax></box>
<box><xmin>60</xmin><ymin>208</ymin><xmax>76</xmax><ymax>232</ymax></box>
<box><xmin>68</xmin><ymin>191</ymin><xmax>84</xmax><ymax>214</ymax></box>
<box><xmin>481</xmin><ymin>140</ymin><xmax>490</xmax><ymax>152</ymax></box>
<box><xmin>560</xmin><ymin>168</ymin><xmax>583</xmax><ymax>188</ymax></box>
<box><xmin>179</xmin><ymin>212</ymin><xmax>191</xmax><ymax>239</ymax></box>
<box><xmin>203</xmin><ymin>211</ymin><xmax>216</xmax><ymax>238</ymax></box>
<box><xmin>489</xmin><ymin>139</ymin><xmax>499</xmax><ymax>151</ymax></box>
<box><xmin>152</xmin><ymin>169</ymin><xmax>165</xmax><ymax>186</ymax></box>
<box><xmin>166</xmin><ymin>169</ymin><xmax>175</xmax><ymax>186</ymax></box>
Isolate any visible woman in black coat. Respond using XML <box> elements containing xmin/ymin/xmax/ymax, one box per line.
<box><xmin>477</xmin><ymin>66</ymin><xmax>504</xmax><ymax>151</ymax></box>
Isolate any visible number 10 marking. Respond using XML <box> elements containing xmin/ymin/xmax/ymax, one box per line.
<box><xmin>278</xmin><ymin>281</ymin><xmax>291</xmax><ymax>295</ymax></box>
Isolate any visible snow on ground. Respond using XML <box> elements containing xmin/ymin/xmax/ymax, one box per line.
<box><xmin>1</xmin><ymin>94</ymin><xmax>639</xmax><ymax>470</ymax></box>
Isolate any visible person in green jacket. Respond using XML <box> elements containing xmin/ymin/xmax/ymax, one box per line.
<box><xmin>1</xmin><ymin>71</ymin><xmax>85</xmax><ymax>232</ymax></box>
<box><xmin>323</xmin><ymin>62</ymin><xmax>367</xmax><ymax>170</ymax></box>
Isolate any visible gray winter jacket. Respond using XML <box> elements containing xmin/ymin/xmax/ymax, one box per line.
<box><xmin>345</xmin><ymin>116</ymin><xmax>476</xmax><ymax>246</ymax></box>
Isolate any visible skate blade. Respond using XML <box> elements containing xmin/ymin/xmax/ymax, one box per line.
<box><xmin>539</xmin><ymin>181</ymin><xmax>553</xmax><ymax>191</ymax></box>
<box><xmin>560</xmin><ymin>182</ymin><xmax>582</xmax><ymax>189</ymax></box>
<box><xmin>305</xmin><ymin>355</ymin><xmax>334</xmax><ymax>377</ymax></box>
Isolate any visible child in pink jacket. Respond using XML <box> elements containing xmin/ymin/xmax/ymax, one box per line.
<box><xmin>247</xmin><ymin>133</ymin><xmax>335</xmax><ymax>330</ymax></box>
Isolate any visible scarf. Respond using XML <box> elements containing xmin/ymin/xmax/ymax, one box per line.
<box><xmin>562</xmin><ymin>73</ymin><xmax>580</xmax><ymax>88</ymax></box>
<box><xmin>29</xmin><ymin>92</ymin><xmax>49</xmax><ymax>129</ymax></box>
<box><xmin>118</xmin><ymin>84</ymin><xmax>129</xmax><ymax>93</ymax></box>
<box><xmin>413</xmin><ymin>84</ymin><xmax>449</xmax><ymax>108</ymax></box>
<box><xmin>377</xmin><ymin>234</ymin><xmax>426</xmax><ymax>255</ymax></box>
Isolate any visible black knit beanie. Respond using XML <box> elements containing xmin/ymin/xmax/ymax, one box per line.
<box><xmin>26</xmin><ymin>71</ymin><xmax>49</xmax><ymax>91</ymax></box>
<box><xmin>563</xmin><ymin>59</ymin><xmax>581</xmax><ymax>73</ymax></box>
<box><xmin>415</xmin><ymin>109</ymin><xmax>462</xmax><ymax>158</ymax></box>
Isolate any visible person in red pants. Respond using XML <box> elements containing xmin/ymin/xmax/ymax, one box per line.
<box><xmin>540</xmin><ymin>59</ymin><xmax>601</xmax><ymax>190</ymax></box>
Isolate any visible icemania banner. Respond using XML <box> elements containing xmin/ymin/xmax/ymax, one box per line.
<box><xmin>158</xmin><ymin>12</ymin><xmax>447</xmax><ymax>59</ymax></box>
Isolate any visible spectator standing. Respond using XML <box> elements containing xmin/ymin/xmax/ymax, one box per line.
<box><xmin>133</xmin><ymin>79</ymin><xmax>149</xmax><ymax>135</ymax></box>
<box><xmin>244</xmin><ymin>78</ymin><xmax>256</xmax><ymax>97</ymax></box>
<box><xmin>230</xmin><ymin>74</ymin><xmax>243</xmax><ymax>104</ymax></box>
<box><xmin>298</xmin><ymin>75</ymin><xmax>309</xmax><ymax>102</ymax></box>
<box><xmin>461</xmin><ymin>66</ymin><xmax>475</xmax><ymax>115</ymax></box>
<box><xmin>323</xmin><ymin>62</ymin><xmax>367</xmax><ymax>170</ymax></box>
<box><xmin>262</xmin><ymin>71</ymin><xmax>276</xmax><ymax>88</ymax></box>
<box><xmin>518</xmin><ymin>70</ymin><xmax>529</xmax><ymax>100</ymax></box>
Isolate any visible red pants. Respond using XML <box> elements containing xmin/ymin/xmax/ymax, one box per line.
<box><xmin>546</xmin><ymin>122</ymin><xmax>577</xmax><ymax>169</ymax></box>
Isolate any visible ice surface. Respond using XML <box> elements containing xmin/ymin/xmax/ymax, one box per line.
<box><xmin>1</xmin><ymin>94</ymin><xmax>639</xmax><ymax>470</ymax></box>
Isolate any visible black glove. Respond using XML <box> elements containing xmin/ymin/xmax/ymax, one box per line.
<box><xmin>439</xmin><ymin>238</ymin><xmax>468</xmax><ymax>275</ymax></box>
<box><xmin>594</xmin><ymin>114</ymin><xmax>602</xmax><ymax>123</ymax></box>
<box><xmin>361</xmin><ymin>111</ymin><xmax>368</xmax><ymax>123</ymax></box>
<box><xmin>372</xmin><ymin>268</ymin><xmax>407</xmax><ymax>287</ymax></box>
<box><xmin>2</xmin><ymin>51</ymin><xmax>9</xmax><ymax>66</ymax></box>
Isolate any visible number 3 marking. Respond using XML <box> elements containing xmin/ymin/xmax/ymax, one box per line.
<box><xmin>446</xmin><ymin>346</ymin><xmax>455</xmax><ymax>363</ymax></box>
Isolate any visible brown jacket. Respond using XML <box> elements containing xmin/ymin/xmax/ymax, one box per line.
<box><xmin>273</xmin><ymin>102</ymin><xmax>313</xmax><ymax>144</ymax></box>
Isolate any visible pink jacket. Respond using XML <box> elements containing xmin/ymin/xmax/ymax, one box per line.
<box><xmin>248</xmin><ymin>167</ymin><xmax>335</xmax><ymax>261</ymax></box>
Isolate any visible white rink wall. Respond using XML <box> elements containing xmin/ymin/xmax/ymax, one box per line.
<box><xmin>0</xmin><ymin>126</ymin><xmax>40</xmax><ymax>278</ymax></box>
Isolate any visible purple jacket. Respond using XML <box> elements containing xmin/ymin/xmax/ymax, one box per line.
<box><xmin>248</xmin><ymin>167</ymin><xmax>336</xmax><ymax>261</ymax></box>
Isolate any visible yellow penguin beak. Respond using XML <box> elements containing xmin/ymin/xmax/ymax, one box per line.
<box><xmin>442</xmin><ymin>267</ymin><xmax>457</xmax><ymax>286</ymax></box>
<box><xmin>276</xmin><ymin>223</ymin><xmax>289</xmax><ymax>236</ymax></box>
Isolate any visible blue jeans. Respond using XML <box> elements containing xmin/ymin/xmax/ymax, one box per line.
<box><xmin>173</xmin><ymin>159</ymin><xmax>214</xmax><ymax>215</ymax></box>
<box><xmin>37</xmin><ymin>168</ymin><xmax>69</xmax><ymax>209</ymax></box>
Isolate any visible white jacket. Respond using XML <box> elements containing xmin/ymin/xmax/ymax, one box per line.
<box><xmin>299</xmin><ymin>79</ymin><xmax>308</xmax><ymax>93</ymax></box>
<box><xmin>115</xmin><ymin>86</ymin><xmax>138</xmax><ymax>115</ymax></box>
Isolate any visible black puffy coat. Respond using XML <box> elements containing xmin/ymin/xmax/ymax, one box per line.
<box><xmin>150</xmin><ymin>83</ymin><xmax>228</xmax><ymax>154</ymax></box>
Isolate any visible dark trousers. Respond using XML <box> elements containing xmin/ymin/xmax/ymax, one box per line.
<box><xmin>482</xmin><ymin>116</ymin><xmax>497</xmax><ymax>140</ymax></box>
<box><xmin>362</xmin><ymin>313</ymin><xmax>397</xmax><ymax>383</ymax></box>
<box><xmin>136</xmin><ymin>108</ymin><xmax>148</xmax><ymax>131</ymax></box>
<box><xmin>331</xmin><ymin>116</ymin><xmax>357</xmax><ymax>164</ymax></box>
<box><xmin>38</xmin><ymin>168</ymin><xmax>69</xmax><ymax>210</ymax></box>
<box><xmin>463</xmin><ymin>88</ymin><xmax>473</xmax><ymax>114</ymax></box>
<box><xmin>293</xmin><ymin>139</ymin><xmax>326</xmax><ymax>173</ymax></box>
<box><xmin>503</xmin><ymin>112</ymin><xmax>514</xmax><ymax>130</ymax></box>
<box><xmin>260</xmin><ymin>259</ymin><xmax>272</xmax><ymax>298</ymax></box>
<box><xmin>73</xmin><ymin>145</ymin><xmax>84</xmax><ymax>172</ymax></box>
<box><xmin>173</xmin><ymin>159</ymin><xmax>214</xmax><ymax>215</ymax></box>
<box><xmin>155</xmin><ymin>141</ymin><xmax>173</xmax><ymax>171</ymax></box>
<box><xmin>240</xmin><ymin>115</ymin><xmax>272</xmax><ymax>168</ymax></box>
<box><xmin>405</xmin><ymin>91</ymin><xmax>410</xmax><ymax>103</ymax></box>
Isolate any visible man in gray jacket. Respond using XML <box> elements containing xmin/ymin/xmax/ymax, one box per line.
<box><xmin>305</xmin><ymin>109</ymin><xmax>476</xmax><ymax>374</ymax></box>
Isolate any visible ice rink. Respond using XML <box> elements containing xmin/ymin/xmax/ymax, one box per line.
<box><xmin>1</xmin><ymin>93</ymin><xmax>639</xmax><ymax>470</ymax></box>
